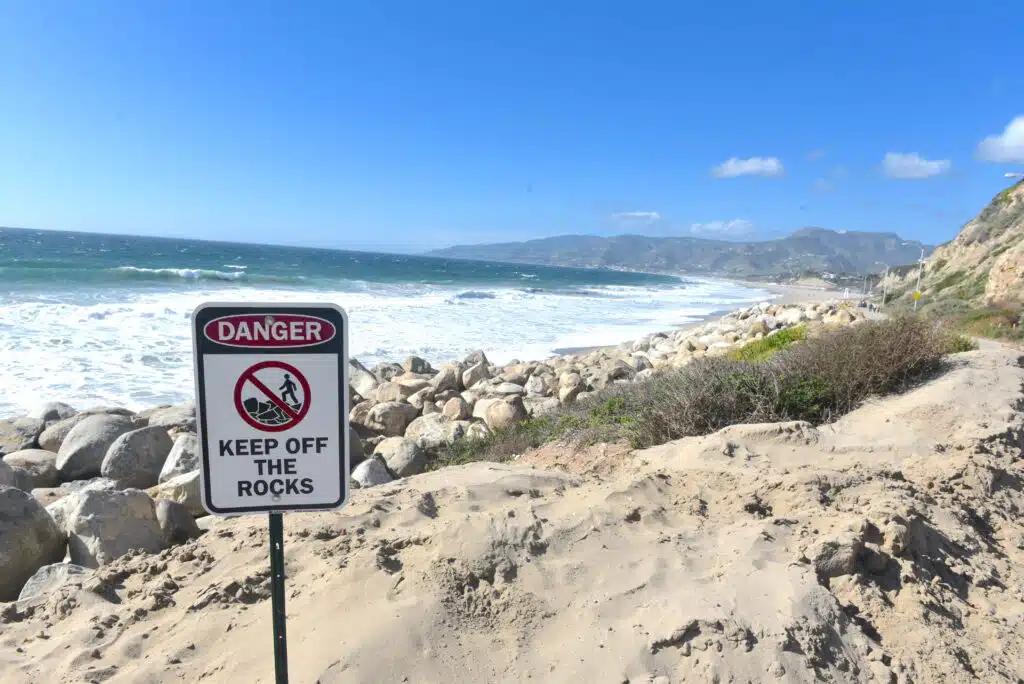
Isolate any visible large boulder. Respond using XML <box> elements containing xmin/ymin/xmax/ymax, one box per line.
<box><xmin>430</xmin><ymin>364</ymin><xmax>462</xmax><ymax>393</ymax></box>
<box><xmin>373</xmin><ymin>437</ymin><xmax>426</xmax><ymax>478</ymax></box>
<box><xmin>490</xmin><ymin>382</ymin><xmax>527</xmax><ymax>397</ymax></box>
<box><xmin>0</xmin><ymin>486</ymin><xmax>66</xmax><ymax>601</ymax></box>
<box><xmin>404</xmin><ymin>414</ymin><xmax>467</xmax><ymax>454</ymax></box>
<box><xmin>407</xmin><ymin>386</ymin><xmax>436</xmax><ymax>410</ymax></box>
<box><xmin>56</xmin><ymin>414</ymin><xmax>141</xmax><ymax>480</ymax></box>
<box><xmin>348</xmin><ymin>427</ymin><xmax>366</xmax><ymax>467</ymax></box>
<box><xmin>145</xmin><ymin>403</ymin><xmax>196</xmax><ymax>433</ymax></box>
<box><xmin>351</xmin><ymin>459</ymin><xmax>393</xmax><ymax>488</ymax></box>
<box><xmin>38</xmin><ymin>414</ymin><xmax>91</xmax><ymax>453</ymax></box>
<box><xmin>66</xmin><ymin>489</ymin><xmax>165</xmax><ymax>568</ymax></box>
<box><xmin>0</xmin><ymin>459</ymin><xmax>20</xmax><ymax>488</ymax></box>
<box><xmin>376</xmin><ymin>380</ymin><xmax>426</xmax><ymax>403</ymax></box>
<box><xmin>370</xmin><ymin>362</ymin><xmax>404</xmax><ymax>383</ymax></box>
<box><xmin>363</xmin><ymin>402</ymin><xmax>419</xmax><ymax>437</ymax></box>
<box><xmin>349</xmin><ymin>360</ymin><xmax>380</xmax><ymax>398</ymax></box>
<box><xmin>462</xmin><ymin>362</ymin><xmax>490</xmax><ymax>390</ymax></box>
<box><xmin>558</xmin><ymin>373</ymin><xmax>585</xmax><ymax>404</ymax></box>
<box><xmin>154</xmin><ymin>499</ymin><xmax>202</xmax><ymax>546</ymax></box>
<box><xmin>463</xmin><ymin>350</ymin><xmax>489</xmax><ymax>367</ymax></box>
<box><xmin>0</xmin><ymin>417</ymin><xmax>45</xmax><ymax>456</ymax></box>
<box><xmin>31</xmin><ymin>402</ymin><xmax>78</xmax><ymax>423</ymax></box>
<box><xmin>101</xmin><ymin>426</ymin><xmax>174</xmax><ymax>489</ymax></box>
<box><xmin>147</xmin><ymin>470</ymin><xmax>203</xmax><ymax>518</ymax></box>
<box><xmin>525</xmin><ymin>375</ymin><xmax>550</xmax><ymax>397</ymax></box>
<box><xmin>3</xmin><ymin>449</ymin><xmax>59</xmax><ymax>489</ymax></box>
<box><xmin>159</xmin><ymin>433</ymin><xmax>199</xmax><ymax>483</ymax></box>
<box><xmin>442</xmin><ymin>396</ymin><xmax>471</xmax><ymax>421</ymax></box>
<box><xmin>484</xmin><ymin>396</ymin><xmax>529</xmax><ymax>430</ymax></box>
<box><xmin>45</xmin><ymin>478</ymin><xmax>121</xmax><ymax>533</ymax></box>
<box><xmin>402</xmin><ymin>356</ymin><xmax>433</xmax><ymax>374</ymax></box>
<box><xmin>17</xmin><ymin>562</ymin><xmax>90</xmax><ymax>601</ymax></box>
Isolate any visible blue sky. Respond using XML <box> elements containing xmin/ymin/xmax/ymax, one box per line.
<box><xmin>2</xmin><ymin>2</ymin><xmax>1023</xmax><ymax>252</ymax></box>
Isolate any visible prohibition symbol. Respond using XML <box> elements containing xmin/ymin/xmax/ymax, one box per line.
<box><xmin>233</xmin><ymin>360</ymin><xmax>312</xmax><ymax>432</ymax></box>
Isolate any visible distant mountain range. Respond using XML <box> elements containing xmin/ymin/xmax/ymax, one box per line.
<box><xmin>427</xmin><ymin>228</ymin><xmax>935</xmax><ymax>278</ymax></box>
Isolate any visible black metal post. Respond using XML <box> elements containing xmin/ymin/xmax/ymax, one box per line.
<box><xmin>269</xmin><ymin>513</ymin><xmax>289</xmax><ymax>684</ymax></box>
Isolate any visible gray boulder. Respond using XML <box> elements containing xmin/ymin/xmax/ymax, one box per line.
<box><xmin>66</xmin><ymin>489</ymin><xmax>165</xmax><ymax>568</ymax></box>
<box><xmin>442</xmin><ymin>396</ymin><xmax>471</xmax><ymax>421</ymax></box>
<box><xmin>0</xmin><ymin>459</ymin><xmax>19</xmax><ymax>488</ymax></box>
<box><xmin>491</xmin><ymin>382</ymin><xmax>526</xmax><ymax>397</ymax></box>
<box><xmin>349</xmin><ymin>359</ymin><xmax>380</xmax><ymax>398</ymax></box>
<box><xmin>348</xmin><ymin>426</ymin><xmax>366</xmax><ymax>468</ymax></box>
<box><xmin>38</xmin><ymin>414</ymin><xmax>91</xmax><ymax>453</ymax></box>
<box><xmin>31</xmin><ymin>402</ymin><xmax>78</xmax><ymax>423</ymax></box>
<box><xmin>101</xmin><ymin>426</ymin><xmax>174</xmax><ymax>489</ymax></box>
<box><xmin>462</xmin><ymin>361</ymin><xmax>490</xmax><ymax>390</ymax></box>
<box><xmin>0</xmin><ymin>486</ymin><xmax>66</xmax><ymax>601</ymax></box>
<box><xmin>158</xmin><ymin>433</ymin><xmax>199</xmax><ymax>483</ymax></box>
<box><xmin>0</xmin><ymin>417</ymin><xmax>45</xmax><ymax>456</ymax></box>
<box><xmin>56</xmin><ymin>414</ymin><xmax>141</xmax><ymax>480</ymax></box>
<box><xmin>463</xmin><ymin>350</ymin><xmax>489</xmax><ymax>367</ymax></box>
<box><xmin>484</xmin><ymin>396</ymin><xmax>529</xmax><ymax>430</ymax></box>
<box><xmin>155</xmin><ymin>499</ymin><xmax>202</xmax><ymax>546</ymax></box>
<box><xmin>3</xmin><ymin>449</ymin><xmax>59</xmax><ymax>489</ymax></box>
<box><xmin>351</xmin><ymin>458</ymin><xmax>393</xmax><ymax>488</ymax></box>
<box><xmin>373</xmin><ymin>437</ymin><xmax>426</xmax><ymax>478</ymax></box>
<box><xmin>45</xmin><ymin>478</ymin><xmax>120</xmax><ymax>533</ymax></box>
<box><xmin>430</xmin><ymin>363</ymin><xmax>462</xmax><ymax>393</ymax></box>
<box><xmin>405</xmin><ymin>414</ymin><xmax>467</xmax><ymax>454</ymax></box>
<box><xmin>525</xmin><ymin>375</ymin><xmax>550</xmax><ymax>397</ymax></box>
<box><xmin>402</xmin><ymin>355</ymin><xmax>432</xmax><ymax>374</ymax></box>
<box><xmin>370</xmin><ymin>362</ymin><xmax>404</xmax><ymax>383</ymax></box>
<box><xmin>363</xmin><ymin>402</ymin><xmax>419</xmax><ymax>437</ymax></box>
<box><xmin>147</xmin><ymin>470</ymin><xmax>203</xmax><ymax>518</ymax></box>
<box><xmin>145</xmin><ymin>403</ymin><xmax>195</xmax><ymax>432</ymax></box>
<box><xmin>18</xmin><ymin>562</ymin><xmax>90</xmax><ymax>601</ymax></box>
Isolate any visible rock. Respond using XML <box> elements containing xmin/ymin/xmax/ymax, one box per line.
<box><xmin>154</xmin><ymin>499</ymin><xmax>202</xmax><ymax>546</ymax></box>
<box><xmin>147</xmin><ymin>470</ymin><xmax>204</xmax><ymax>518</ymax></box>
<box><xmin>472</xmin><ymin>397</ymin><xmax>501</xmax><ymax>421</ymax></box>
<box><xmin>101</xmin><ymin>426</ymin><xmax>174</xmax><ymax>489</ymax></box>
<box><xmin>38</xmin><ymin>414</ymin><xmax>90</xmax><ymax>453</ymax></box>
<box><xmin>577</xmin><ymin>391</ymin><xmax>596</xmax><ymax>404</ymax></box>
<box><xmin>463</xmin><ymin>350</ymin><xmax>489</xmax><ymax>367</ymax></box>
<box><xmin>524</xmin><ymin>396</ymin><xmax>560</xmax><ymax>417</ymax></box>
<box><xmin>405</xmin><ymin>414</ymin><xmax>466</xmax><ymax>453</ymax></box>
<box><xmin>402</xmin><ymin>356</ymin><xmax>433</xmax><ymax>374</ymax></box>
<box><xmin>430</xmin><ymin>363</ymin><xmax>462</xmax><ymax>392</ymax></box>
<box><xmin>159</xmin><ymin>433</ymin><xmax>199</xmax><ymax>483</ymax></box>
<box><xmin>17</xmin><ymin>562</ymin><xmax>90</xmax><ymax>601</ymax></box>
<box><xmin>407</xmin><ymin>386</ymin><xmax>437</xmax><ymax>410</ymax></box>
<box><xmin>558</xmin><ymin>372</ymin><xmax>585</xmax><ymax>404</ymax></box>
<box><xmin>0</xmin><ymin>486</ymin><xmax>67</xmax><ymax>601</ymax></box>
<box><xmin>146</xmin><ymin>404</ymin><xmax>195</xmax><ymax>432</ymax></box>
<box><xmin>465</xmin><ymin>422</ymin><xmax>491</xmax><ymax>441</ymax></box>
<box><xmin>462</xmin><ymin>361</ymin><xmax>490</xmax><ymax>390</ymax></box>
<box><xmin>370</xmin><ymin>362</ymin><xmax>405</xmax><ymax>383</ymax></box>
<box><xmin>363</xmin><ymin>402</ymin><xmax>420</xmax><ymax>437</ymax></box>
<box><xmin>348</xmin><ymin>427</ymin><xmax>366</xmax><ymax>467</ymax></box>
<box><xmin>351</xmin><ymin>459</ymin><xmax>393</xmax><ymax>488</ymax></box>
<box><xmin>810</xmin><ymin>534</ymin><xmax>863</xmax><ymax>579</ymax></box>
<box><xmin>422</xmin><ymin>401</ymin><xmax>440</xmax><ymax>416</ymax></box>
<box><xmin>491</xmin><ymin>382</ymin><xmax>527</xmax><ymax>396</ymax></box>
<box><xmin>3</xmin><ymin>449</ymin><xmax>59</xmax><ymax>489</ymax></box>
<box><xmin>66</xmin><ymin>489</ymin><xmax>165</xmax><ymax>568</ymax></box>
<box><xmin>349</xmin><ymin>359</ymin><xmax>381</xmax><ymax>397</ymax></box>
<box><xmin>376</xmin><ymin>378</ymin><xmax>429</xmax><ymax>403</ymax></box>
<box><xmin>0</xmin><ymin>458</ymin><xmax>21</xmax><ymax>489</ymax></box>
<box><xmin>349</xmin><ymin>400</ymin><xmax>378</xmax><ymax>428</ymax></box>
<box><xmin>826</xmin><ymin>309</ymin><xmax>857</xmax><ymax>325</ymax></box>
<box><xmin>629</xmin><ymin>356</ymin><xmax>654</xmax><ymax>373</ymax></box>
<box><xmin>484</xmin><ymin>396</ymin><xmax>529</xmax><ymax>430</ymax></box>
<box><xmin>442</xmin><ymin>397</ymin><xmax>471</xmax><ymax>421</ymax></box>
<box><xmin>31</xmin><ymin>402</ymin><xmax>78</xmax><ymax>423</ymax></box>
<box><xmin>777</xmin><ymin>308</ymin><xmax>807</xmax><ymax>326</ymax></box>
<box><xmin>56</xmin><ymin>414</ymin><xmax>142</xmax><ymax>480</ymax></box>
<box><xmin>373</xmin><ymin>437</ymin><xmax>426</xmax><ymax>478</ymax></box>
<box><xmin>525</xmin><ymin>375</ymin><xmax>550</xmax><ymax>397</ymax></box>
<box><xmin>0</xmin><ymin>416</ymin><xmax>45</xmax><ymax>455</ymax></box>
<box><xmin>46</xmin><ymin>478</ymin><xmax>122</xmax><ymax>533</ymax></box>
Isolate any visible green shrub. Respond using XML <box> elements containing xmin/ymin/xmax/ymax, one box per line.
<box><xmin>728</xmin><ymin>326</ymin><xmax>807</xmax><ymax>362</ymax></box>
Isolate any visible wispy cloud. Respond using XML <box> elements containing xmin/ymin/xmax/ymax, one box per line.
<box><xmin>807</xmin><ymin>149</ymin><xmax>826</xmax><ymax>161</ymax></box>
<box><xmin>690</xmin><ymin>219</ymin><xmax>756</xmax><ymax>236</ymax></box>
<box><xmin>610</xmin><ymin>211</ymin><xmax>661</xmax><ymax>222</ymax></box>
<box><xmin>881</xmin><ymin>152</ymin><xmax>951</xmax><ymax>179</ymax></box>
<box><xmin>711</xmin><ymin>157</ymin><xmax>785</xmax><ymax>179</ymax></box>
<box><xmin>976</xmin><ymin>115</ymin><xmax>1024</xmax><ymax>163</ymax></box>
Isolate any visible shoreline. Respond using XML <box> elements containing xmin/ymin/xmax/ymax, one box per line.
<box><xmin>552</xmin><ymin>279</ymin><xmax>840</xmax><ymax>357</ymax></box>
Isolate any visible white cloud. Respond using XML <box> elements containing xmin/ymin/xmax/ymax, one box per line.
<box><xmin>711</xmin><ymin>157</ymin><xmax>785</xmax><ymax>178</ymax></box>
<box><xmin>690</xmin><ymin>219</ymin><xmax>755</xmax><ymax>236</ymax></box>
<box><xmin>881</xmin><ymin>152</ymin><xmax>951</xmax><ymax>179</ymax></box>
<box><xmin>610</xmin><ymin>211</ymin><xmax>661</xmax><ymax>222</ymax></box>
<box><xmin>977</xmin><ymin>115</ymin><xmax>1024</xmax><ymax>163</ymax></box>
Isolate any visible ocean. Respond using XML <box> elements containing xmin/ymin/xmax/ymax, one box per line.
<box><xmin>0</xmin><ymin>227</ymin><xmax>772</xmax><ymax>416</ymax></box>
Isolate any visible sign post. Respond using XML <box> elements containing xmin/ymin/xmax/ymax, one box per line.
<box><xmin>192</xmin><ymin>303</ymin><xmax>350</xmax><ymax>684</ymax></box>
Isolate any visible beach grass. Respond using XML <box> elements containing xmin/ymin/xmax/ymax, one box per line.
<box><xmin>727</xmin><ymin>325</ymin><xmax>806</xmax><ymax>362</ymax></box>
<box><xmin>435</xmin><ymin>315</ymin><xmax>973</xmax><ymax>466</ymax></box>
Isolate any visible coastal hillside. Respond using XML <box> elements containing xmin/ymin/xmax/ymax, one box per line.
<box><xmin>428</xmin><ymin>228</ymin><xmax>933</xmax><ymax>278</ymax></box>
<box><xmin>888</xmin><ymin>179</ymin><xmax>1024</xmax><ymax>309</ymax></box>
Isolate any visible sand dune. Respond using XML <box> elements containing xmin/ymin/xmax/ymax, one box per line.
<box><xmin>2</xmin><ymin>341</ymin><xmax>1022</xmax><ymax>683</ymax></box>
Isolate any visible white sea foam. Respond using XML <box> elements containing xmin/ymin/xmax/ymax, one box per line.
<box><xmin>0</xmin><ymin>279</ymin><xmax>771</xmax><ymax>416</ymax></box>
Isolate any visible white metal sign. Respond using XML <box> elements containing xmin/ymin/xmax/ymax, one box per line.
<box><xmin>192</xmin><ymin>303</ymin><xmax>350</xmax><ymax>515</ymax></box>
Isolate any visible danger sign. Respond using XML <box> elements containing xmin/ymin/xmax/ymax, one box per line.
<box><xmin>192</xmin><ymin>303</ymin><xmax>350</xmax><ymax>516</ymax></box>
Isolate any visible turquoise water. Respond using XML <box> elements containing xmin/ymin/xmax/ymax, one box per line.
<box><xmin>0</xmin><ymin>227</ymin><xmax>770</xmax><ymax>414</ymax></box>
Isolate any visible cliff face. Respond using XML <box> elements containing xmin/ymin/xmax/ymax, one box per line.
<box><xmin>890</xmin><ymin>180</ymin><xmax>1024</xmax><ymax>308</ymax></box>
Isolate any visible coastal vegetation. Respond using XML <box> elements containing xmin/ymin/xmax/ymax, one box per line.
<box><xmin>434</xmin><ymin>315</ymin><xmax>972</xmax><ymax>467</ymax></box>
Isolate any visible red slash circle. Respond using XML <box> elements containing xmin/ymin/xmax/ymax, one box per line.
<box><xmin>233</xmin><ymin>360</ymin><xmax>312</xmax><ymax>432</ymax></box>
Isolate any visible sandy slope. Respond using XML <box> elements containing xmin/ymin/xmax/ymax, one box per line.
<box><xmin>2</xmin><ymin>342</ymin><xmax>1023</xmax><ymax>684</ymax></box>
